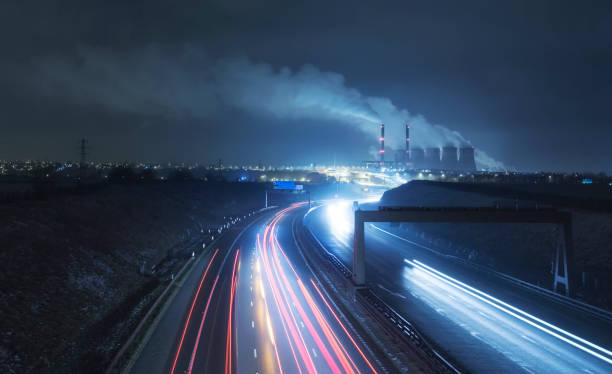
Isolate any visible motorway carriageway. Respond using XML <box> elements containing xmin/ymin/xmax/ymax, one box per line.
<box><xmin>130</xmin><ymin>203</ymin><xmax>379</xmax><ymax>374</ymax></box>
<box><xmin>305</xmin><ymin>200</ymin><xmax>612</xmax><ymax>374</ymax></box>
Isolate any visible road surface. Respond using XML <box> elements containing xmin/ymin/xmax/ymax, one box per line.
<box><xmin>131</xmin><ymin>204</ymin><xmax>380</xmax><ymax>374</ymax></box>
<box><xmin>305</xmin><ymin>200</ymin><xmax>612</xmax><ymax>374</ymax></box>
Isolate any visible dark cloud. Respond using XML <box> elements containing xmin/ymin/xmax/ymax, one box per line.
<box><xmin>1</xmin><ymin>0</ymin><xmax>611</xmax><ymax>172</ymax></box>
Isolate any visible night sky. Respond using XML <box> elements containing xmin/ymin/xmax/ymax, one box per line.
<box><xmin>1</xmin><ymin>1</ymin><xmax>611</xmax><ymax>172</ymax></box>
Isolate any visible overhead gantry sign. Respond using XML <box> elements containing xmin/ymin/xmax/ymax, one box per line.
<box><xmin>353</xmin><ymin>206</ymin><xmax>574</xmax><ymax>296</ymax></box>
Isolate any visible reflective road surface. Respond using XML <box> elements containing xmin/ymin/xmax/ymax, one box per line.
<box><xmin>305</xmin><ymin>200</ymin><xmax>612</xmax><ymax>374</ymax></box>
<box><xmin>132</xmin><ymin>203</ymin><xmax>380</xmax><ymax>374</ymax></box>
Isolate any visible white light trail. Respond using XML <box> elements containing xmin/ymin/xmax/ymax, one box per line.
<box><xmin>405</xmin><ymin>259</ymin><xmax>612</xmax><ymax>365</ymax></box>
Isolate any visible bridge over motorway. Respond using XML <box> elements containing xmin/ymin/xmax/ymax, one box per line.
<box><xmin>352</xmin><ymin>206</ymin><xmax>574</xmax><ymax>295</ymax></box>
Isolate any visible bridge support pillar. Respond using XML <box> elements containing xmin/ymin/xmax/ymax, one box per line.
<box><xmin>353</xmin><ymin>213</ymin><xmax>365</xmax><ymax>286</ymax></box>
<box><xmin>553</xmin><ymin>222</ymin><xmax>574</xmax><ymax>297</ymax></box>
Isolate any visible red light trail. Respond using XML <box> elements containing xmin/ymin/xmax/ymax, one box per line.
<box><xmin>225</xmin><ymin>249</ymin><xmax>240</xmax><ymax>374</ymax></box>
<box><xmin>170</xmin><ymin>248</ymin><xmax>219</xmax><ymax>374</ymax></box>
<box><xmin>170</xmin><ymin>202</ymin><xmax>377</xmax><ymax>374</ymax></box>
<box><xmin>256</xmin><ymin>203</ymin><xmax>377</xmax><ymax>373</ymax></box>
<box><xmin>186</xmin><ymin>274</ymin><xmax>220</xmax><ymax>374</ymax></box>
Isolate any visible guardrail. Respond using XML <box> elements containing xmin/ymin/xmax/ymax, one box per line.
<box><xmin>355</xmin><ymin>288</ymin><xmax>461</xmax><ymax>374</ymax></box>
<box><xmin>301</xmin><ymin>220</ymin><xmax>461</xmax><ymax>374</ymax></box>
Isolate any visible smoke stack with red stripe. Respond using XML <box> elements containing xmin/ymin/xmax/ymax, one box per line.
<box><xmin>405</xmin><ymin>124</ymin><xmax>410</xmax><ymax>163</ymax></box>
<box><xmin>379</xmin><ymin>124</ymin><xmax>385</xmax><ymax>164</ymax></box>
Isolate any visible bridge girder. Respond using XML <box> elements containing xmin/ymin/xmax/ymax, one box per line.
<box><xmin>353</xmin><ymin>206</ymin><xmax>573</xmax><ymax>296</ymax></box>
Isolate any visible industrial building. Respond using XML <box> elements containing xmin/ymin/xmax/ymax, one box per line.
<box><xmin>441</xmin><ymin>146</ymin><xmax>458</xmax><ymax>170</ymax></box>
<box><xmin>458</xmin><ymin>147</ymin><xmax>477</xmax><ymax>171</ymax></box>
<box><xmin>363</xmin><ymin>123</ymin><xmax>477</xmax><ymax>172</ymax></box>
<box><xmin>425</xmin><ymin>147</ymin><xmax>441</xmax><ymax>170</ymax></box>
<box><xmin>410</xmin><ymin>148</ymin><xmax>425</xmax><ymax>169</ymax></box>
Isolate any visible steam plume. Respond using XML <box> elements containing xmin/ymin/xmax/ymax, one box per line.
<box><xmin>36</xmin><ymin>45</ymin><xmax>504</xmax><ymax>169</ymax></box>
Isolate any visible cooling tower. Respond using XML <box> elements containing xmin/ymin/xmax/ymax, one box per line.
<box><xmin>458</xmin><ymin>147</ymin><xmax>477</xmax><ymax>171</ymax></box>
<box><xmin>425</xmin><ymin>147</ymin><xmax>441</xmax><ymax>170</ymax></box>
<box><xmin>441</xmin><ymin>146</ymin><xmax>458</xmax><ymax>170</ymax></box>
<box><xmin>410</xmin><ymin>148</ymin><xmax>425</xmax><ymax>169</ymax></box>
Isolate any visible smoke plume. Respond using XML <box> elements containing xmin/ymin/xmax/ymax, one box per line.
<box><xmin>35</xmin><ymin>45</ymin><xmax>504</xmax><ymax>169</ymax></box>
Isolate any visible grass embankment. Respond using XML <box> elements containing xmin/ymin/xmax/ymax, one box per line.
<box><xmin>0</xmin><ymin>181</ymin><xmax>265</xmax><ymax>373</ymax></box>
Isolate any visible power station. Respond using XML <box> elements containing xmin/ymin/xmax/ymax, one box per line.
<box><xmin>363</xmin><ymin>123</ymin><xmax>477</xmax><ymax>172</ymax></box>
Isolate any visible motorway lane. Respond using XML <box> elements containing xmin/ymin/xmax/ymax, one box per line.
<box><xmin>130</xmin><ymin>212</ymin><xmax>266</xmax><ymax>374</ymax></box>
<box><xmin>132</xmin><ymin>204</ymin><xmax>380</xmax><ymax>374</ymax></box>
<box><xmin>238</xmin><ymin>203</ymin><xmax>379</xmax><ymax>374</ymax></box>
<box><xmin>305</xmin><ymin>200</ymin><xmax>612</xmax><ymax>374</ymax></box>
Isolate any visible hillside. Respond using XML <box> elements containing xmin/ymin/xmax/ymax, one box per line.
<box><xmin>0</xmin><ymin>181</ymin><xmax>266</xmax><ymax>373</ymax></box>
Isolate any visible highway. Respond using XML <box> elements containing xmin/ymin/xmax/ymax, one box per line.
<box><xmin>130</xmin><ymin>203</ymin><xmax>380</xmax><ymax>374</ymax></box>
<box><xmin>304</xmin><ymin>200</ymin><xmax>612</xmax><ymax>374</ymax></box>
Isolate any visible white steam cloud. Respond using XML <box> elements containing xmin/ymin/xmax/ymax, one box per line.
<box><xmin>36</xmin><ymin>45</ymin><xmax>504</xmax><ymax>169</ymax></box>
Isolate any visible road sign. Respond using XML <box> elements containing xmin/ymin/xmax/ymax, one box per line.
<box><xmin>273</xmin><ymin>181</ymin><xmax>297</xmax><ymax>190</ymax></box>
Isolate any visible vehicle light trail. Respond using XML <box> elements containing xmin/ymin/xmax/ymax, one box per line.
<box><xmin>260</xmin><ymin>211</ymin><xmax>318</xmax><ymax>374</ymax></box>
<box><xmin>310</xmin><ymin>279</ymin><xmax>378</xmax><ymax>374</ymax></box>
<box><xmin>258</xmin><ymin>231</ymin><xmax>314</xmax><ymax>374</ymax></box>
<box><xmin>405</xmin><ymin>259</ymin><xmax>612</xmax><ymax>366</ymax></box>
<box><xmin>272</xmin><ymin>225</ymin><xmax>356</xmax><ymax>373</ymax></box>
<box><xmin>225</xmin><ymin>249</ymin><xmax>240</xmax><ymax>374</ymax></box>
<box><xmin>412</xmin><ymin>259</ymin><xmax>612</xmax><ymax>359</ymax></box>
<box><xmin>256</xmin><ymin>237</ymin><xmax>286</xmax><ymax>373</ymax></box>
<box><xmin>171</xmin><ymin>248</ymin><xmax>219</xmax><ymax>374</ymax></box>
<box><xmin>298</xmin><ymin>278</ymin><xmax>357</xmax><ymax>374</ymax></box>
<box><xmin>266</xmin><ymin>209</ymin><xmax>342</xmax><ymax>373</ymax></box>
<box><xmin>186</xmin><ymin>274</ymin><xmax>220</xmax><ymax>374</ymax></box>
<box><xmin>263</xmin><ymin>283</ymin><xmax>285</xmax><ymax>374</ymax></box>
<box><xmin>256</xmin><ymin>202</ymin><xmax>377</xmax><ymax>374</ymax></box>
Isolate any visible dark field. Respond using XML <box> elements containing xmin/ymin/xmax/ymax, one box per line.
<box><xmin>0</xmin><ymin>181</ymin><xmax>268</xmax><ymax>373</ymax></box>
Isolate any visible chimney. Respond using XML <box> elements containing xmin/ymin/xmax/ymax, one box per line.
<box><xmin>405</xmin><ymin>124</ymin><xmax>410</xmax><ymax>163</ymax></box>
<box><xmin>379</xmin><ymin>124</ymin><xmax>385</xmax><ymax>164</ymax></box>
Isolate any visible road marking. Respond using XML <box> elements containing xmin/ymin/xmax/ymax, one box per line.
<box><xmin>253</xmin><ymin>348</ymin><xmax>257</xmax><ymax>358</ymax></box>
<box><xmin>312</xmin><ymin>348</ymin><xmax>318</xmax><ymax>357</ymax></box>
<box><xmin>251</xmin><ymin>300</ymin><xmax>253</xmax><ymax>307</ymax></box>
<box><xmin>521</xmin><ymin>334</ymin><xmax>536</xmax><ymax>344</ymax></box>
<box><xmin>300</xmin><ymin>321</ymin><xmax>305</xmax><ymax>328</ymax></box>
<box><xmin>522</xmin><ymin>366</ymin><xmax>535</xmax><ymax>374</ymax></box>
<box><xmin>378</xmin><ymin>283</ymin><xmax>406</xmax><ymax>299</ymax></box>
<box><xmin>252</xmin><ymin>320</ymin><xmax>255</xmax><ymax>328</ymax></box>
<box><xmin>478</xmin><ymin>311</ymin><xmax>489</xmax><ymax>318</ymax></box>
